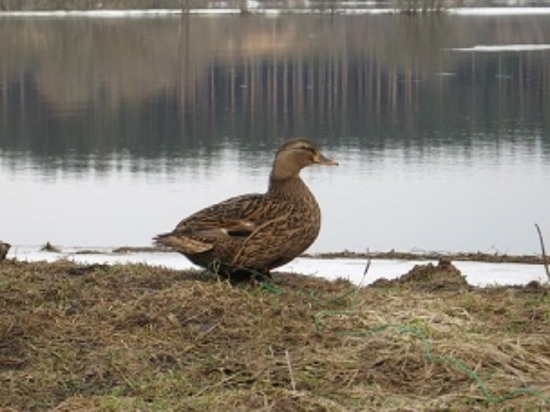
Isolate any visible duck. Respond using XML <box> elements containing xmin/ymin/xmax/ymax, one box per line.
<box><xmin>154</xmin><ymin>138</ymin><xmax>337</xmax><ymax>279</ymax></box>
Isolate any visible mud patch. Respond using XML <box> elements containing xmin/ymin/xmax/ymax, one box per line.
<box><xmin>371</xmin><ymin>259</ymin><xmax>471</xmax><ymax>291</ymax></box>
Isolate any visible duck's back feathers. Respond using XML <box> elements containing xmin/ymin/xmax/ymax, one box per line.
<box><xmin>155</xmin><ymin>192</ymin><xmax>310</xmax><ymax>273</ymax></box>
<box><xmin>156</xmin><ymin>194</ymin><xmax>261</xmax><ymax>242</ymax></box>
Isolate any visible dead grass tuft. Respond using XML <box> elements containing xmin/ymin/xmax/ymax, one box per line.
<box><xmin>1</xmin><ymin>259</ymin><xmax>549</xmax><ymax>411</ymax></box>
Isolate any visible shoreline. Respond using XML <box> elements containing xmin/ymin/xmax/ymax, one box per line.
<box><xmin>5</xmin><ymin>244</ymin><xmax>549</xmax><ymax>287</ymax></box>
<box><xmin>14</xmin><ymin>243</ymin><xmax>549</xmax><ymax>265</ymax></box>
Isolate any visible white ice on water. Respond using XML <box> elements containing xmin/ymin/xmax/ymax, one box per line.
<box><xmin>452</xmin><ymin>44</ymin><xmax>550</xmax><ymax>52</ymax></box>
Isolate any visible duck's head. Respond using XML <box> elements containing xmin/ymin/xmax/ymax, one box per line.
<box><xmin>270</xmin><ymin>138</ymin><xmax>338</xmax><ymax>181</ymax></box>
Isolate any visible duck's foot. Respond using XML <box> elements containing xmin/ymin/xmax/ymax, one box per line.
<box><xmin>252</xmin><ymin>269</ymin><xmax>271</xmax><ymax>283</ymax></box>
<box><xmin>205</xmin><ymin>261</ymin><xmax>280</xmax><ymax>291</ymax></box>
<box><xmin>250</xmin><ymin>270</ymin><xmax>283</xmax><ymax>294</ymax></box>
<box><xmin>225</xmin><ymin>268</ymin><xmax>270</xmax><ymax>284</ymax></box>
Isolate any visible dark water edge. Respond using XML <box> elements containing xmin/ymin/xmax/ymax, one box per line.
<box><xmin>305</xmin><ymin>250</ymin><xmax>550</xmax><ymax>265</ymax></box>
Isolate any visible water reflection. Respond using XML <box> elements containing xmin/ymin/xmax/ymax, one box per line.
<box><xmin>1</xmin><ymin>15</ymin><xmax>550</xmax><ymax>253</ymax></box>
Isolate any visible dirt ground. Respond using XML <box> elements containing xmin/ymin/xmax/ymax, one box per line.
<box><xmin>0</xmin><ymin>258</ymin><xmax>549</xmax><ymax>411</ymax></box>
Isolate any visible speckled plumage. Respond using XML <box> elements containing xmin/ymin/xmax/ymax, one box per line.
<box><xmin>154</xmin><ymin>138</ymin><xmax>337</xmax><ymax>278</ymax></box>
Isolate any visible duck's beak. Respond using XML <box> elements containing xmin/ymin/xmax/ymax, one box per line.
<box><xmin>314</xmin><ymin>152</ymin><xmax>338</xmax><ymax>166</ymax></box>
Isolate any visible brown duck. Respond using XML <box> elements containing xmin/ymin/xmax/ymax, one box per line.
<box><xmin>154</xmin><ymin>138</ymin><xmax>337</xmax><ymax>278</ymax></box>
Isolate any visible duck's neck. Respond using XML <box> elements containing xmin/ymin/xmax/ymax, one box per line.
<box><xmin>267</xmin><ymin>174</ymin><xmax>314</xmax><ymax>202</ymax></box>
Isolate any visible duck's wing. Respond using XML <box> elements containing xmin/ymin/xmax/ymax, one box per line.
<box><xmin>177</xmin><ymin>193</ymin><xmax>268</xmax><ymax>235</ymax></box>
<box><xmin>155</xmin><ymin>194</ymin><xmax>291</xmax><ymax>254</ymax></box>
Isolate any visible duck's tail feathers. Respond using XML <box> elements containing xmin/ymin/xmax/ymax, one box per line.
<box><xmin>154</xmin><ymin>232</ymin><xmax>212</xmax><ymax>254</ymax></box>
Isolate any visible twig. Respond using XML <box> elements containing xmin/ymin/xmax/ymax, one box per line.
<box><xmin>285</xmin><ymin>349</ymin><xmax>297</xmax><ymax>391</ymax></box>
<box><xmin>363</xmin><ymin>248</ymin><xmax>372</xmax><ymax>276</ymax></box>
<box><xmin>535</xmin><ymin>224</ymin><xmax>550</xmax><ymax>282</ymax></box>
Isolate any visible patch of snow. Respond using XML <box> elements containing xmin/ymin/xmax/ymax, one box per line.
<box><xmin>449</xmin><ymin>7</ymin><xmax>550</xmax><ymax>15</ymax></box>
<box><xmin>0</xmin><ymin>9</ymin><xmax>183</xmax><ymax>18</ymax></box>
<box><xmin>452</xmin><ymin>44</ymin><xmax>550</xmax><ymax>52</ymax></box>
<box><xmin>284</xmin><ymin>257</ymin><xmax>546</xmax><ymax>287</ymax></box>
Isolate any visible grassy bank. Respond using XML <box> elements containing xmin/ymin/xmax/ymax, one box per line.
<box><xmin>1</xmin><ymin>259</ymin><xmax>549</xmax><ymax>411</ymax></box>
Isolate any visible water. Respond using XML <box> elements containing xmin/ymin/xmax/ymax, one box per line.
<box><xmin>1</xmin><ymin>13</ymin><xmax>550</xmax><ymax>256</ymax></box>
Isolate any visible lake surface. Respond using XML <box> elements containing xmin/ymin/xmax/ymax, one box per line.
<box><xmin>1</xmin><ymin>13</ymin><xmax>550</xmax><ymax>256</ymax></box>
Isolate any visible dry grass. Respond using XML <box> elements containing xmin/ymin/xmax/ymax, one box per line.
<box><xmin>1</xmin><ymin>259</ymin><xmax>549</xmax><ymax>411</ymax></box>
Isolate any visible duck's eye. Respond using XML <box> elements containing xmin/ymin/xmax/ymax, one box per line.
<box><xmin>299</xmin><ymin>145</ymin><xmax>315</xmax><ymax>153</ymax></box>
